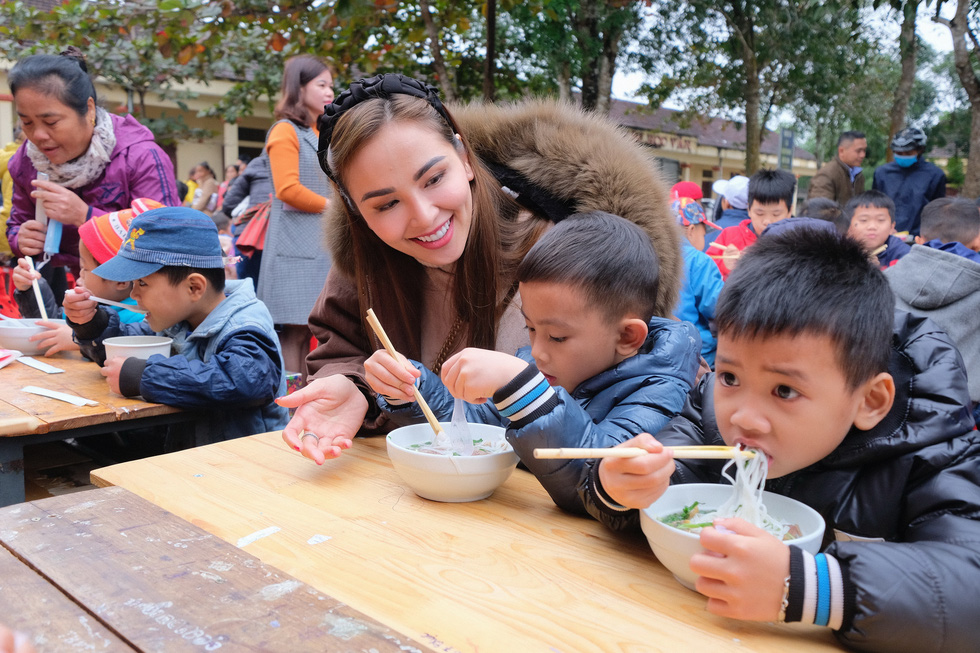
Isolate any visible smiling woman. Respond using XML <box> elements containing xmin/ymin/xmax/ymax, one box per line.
<box><xmin>5</xmin><ymin>47</ymin><xmax>179</xmax><ymax>280</ymax></box>
<box><xmin>275</xmin><ymin>73</ymin><xmax>685</xmax><ymax>465</ymax></box>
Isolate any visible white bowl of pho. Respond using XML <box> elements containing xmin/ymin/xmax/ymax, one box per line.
<box><xmin>639</xmin><ymin>452</ymin><xmax>825</xmax><ymax>592</ymax></box>
<box><xmin>386</xmin><ymin>423</ymin><xmax>518</xmax><ymax>502</ymax></box>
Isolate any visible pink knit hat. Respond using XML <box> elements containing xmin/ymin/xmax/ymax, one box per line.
<box><xmin>78</xmin><ymin>198</ymin><xmax>164</xmax><ymax>264</ymax></box>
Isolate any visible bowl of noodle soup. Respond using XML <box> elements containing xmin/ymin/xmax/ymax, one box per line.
<box><xmin>386</xmin><ymin>423</ymin><xmax>518</xmax><ymax>502</ymax></box>
<box><xmin>639</xmin><ymin>455</ymin><xmax>825</xmax><ymax>591</ymax></box>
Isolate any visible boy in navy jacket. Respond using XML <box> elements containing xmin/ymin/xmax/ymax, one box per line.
<box><xmin>583</xmin><ymin>228</ymin><xmax>980</xmax><ymax>651</ymax></box>
<box><xmin>63</xmin><ymin>207</ymin><xmax>288</xmax><ymax>444</ymax></box>
<box><xmin>365</xmin><ymin>211</ymin><xmax>701</xmax><ymax>515</ymax></box>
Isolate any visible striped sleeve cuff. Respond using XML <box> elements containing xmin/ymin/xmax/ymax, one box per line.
<box><xmin>785</xmin><ymin>548</ymin><xmax>847</xmax><ymax>631</ymax></box>
<box><xmin>491</xmin><ymin>363</ymin><xmax>558</xmax><ymax>428</ymax></box>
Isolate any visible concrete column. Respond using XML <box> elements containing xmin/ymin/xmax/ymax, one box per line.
<box><xmin>0</xmin><ymin>95</ymin><xmax>14</xmax><ymax>145</ymax></box>
<box><xmin>223</xmin><ymin>122</ymin><xmax>238</xmax><ymax>170</ymax></box>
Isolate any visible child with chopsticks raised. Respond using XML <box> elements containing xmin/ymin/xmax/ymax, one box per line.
<box><xmin>364</xmin><ymin>211</ymin><xmax>701</xmax><ymax>515</ymax></box>
<box><xmin>10</xmin><ymin>198</ymin><xmax>163</xmax><ymax>355</ymax></box>
<box><xmin>586</xmin><ymin>226</ymin><xmax>980</xmax><ymax>651</ymax></box>
<box><xmin>62</xmin><ymin>206</ymin><xmax>289</xmax><ymax>445</ymax></box>
<box><xmin>844</xmin><ymin>190</ymin><xmax>910</xmax><ymax>269</ymax></box>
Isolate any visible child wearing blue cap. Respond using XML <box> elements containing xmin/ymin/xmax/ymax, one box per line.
<box><xmin>672</xmin><ymin>197</ymin><xmax>724</xmax><ymax>367</ymax></box>
<box><xmin>63</xmin><ymin>206</ymin><xmax>289</xmax><ymax>444</ymax></box>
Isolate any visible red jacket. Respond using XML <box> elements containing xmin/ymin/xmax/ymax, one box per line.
<box><xmin>712</xmin><ymin>219</ymin><xmax>758</xmax><ymax>279</ymax></box>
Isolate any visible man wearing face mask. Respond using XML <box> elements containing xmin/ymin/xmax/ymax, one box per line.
<box><xmin>872</xmin><ymin>127</ymin><xmax>946</xmax><ymax>236</ymax></box>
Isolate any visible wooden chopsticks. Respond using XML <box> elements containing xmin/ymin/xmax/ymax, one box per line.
<box><xmin>533</xmin><ymin>446</ymin><xmax>756</xmax><ymax>460</ymax></box>
<box><xmin>365</xmin><ymin>308</ymin><xmax>445</xmax><ymax>437</ymax></box>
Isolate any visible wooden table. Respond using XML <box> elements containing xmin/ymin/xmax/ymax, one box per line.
<box><xmin>0</xmin><ymin>352</ymin><xmax>204</xmax><ymax>506</ymax></box>
<box><xmin>93</xmin><ymin>432</ymin><xmax>842</xmax><ymax>653</ymax></box>
<box><xmin>0</xmin><ymin>485</ymin><xmax>423</xmax><ymax>652</ymax></box>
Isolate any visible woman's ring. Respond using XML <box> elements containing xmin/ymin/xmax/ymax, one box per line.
<box><xmin>301</xmin><ymin>431</ymin><xmax>320</xmax><ymax>444</ymax></box>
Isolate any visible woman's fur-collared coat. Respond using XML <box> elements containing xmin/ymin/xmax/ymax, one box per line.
<box><xmin>324</xmin><ymin>99</ymin><xmax>681</xmax><ymax>316</ymax></box>
<box><xmin>309</xmin><ymin>100</ymin><xmax>682</xmax><ymax>428</ymax></box>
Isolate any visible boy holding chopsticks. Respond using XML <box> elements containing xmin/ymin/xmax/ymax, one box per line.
<box><xmin>711</xmin><ymin>168</ymin><xmax>795</xmax><ymax>279</ymax></box>
<box><xmin>586</xmin><ymin>227</ymin><xmax>980</xmax><ymax>651</ymax></box>
<box><xmin>364</xmin><ymin>211</ymin><xmax>702</xmax><ymax>515</ymax></box>
<box><xmin>62</xmin><ymin>206</ymin><xmax>288</xmax><ymax>445</ymax></box>
<box><xmin>10</xmin><ymin>198</ymin><xmax>162</xmax><ymax>355</ymax></box>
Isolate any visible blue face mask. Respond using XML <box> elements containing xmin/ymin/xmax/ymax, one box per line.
<box><xmin>894</xmin><ymin>154</ymin><xmax>918</xmax><ymax>168</ymax></box>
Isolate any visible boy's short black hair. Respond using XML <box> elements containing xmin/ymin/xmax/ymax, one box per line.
<box><xmin>919</xmin><ymin>197</ymin><xmax>980</xmax><ymax>244</ymax></box>
<box><xmin>160</xmin><ymin>266</ymin><xmax>226</xmax><ymax>294</ymax></box>
<box><xmin>517</xmin><ymin>211</ymin><xmax>659</xmax><ymax>324</ymax></box>
<box><xmin>844</xmin><ymin>190</ymin><xmax>895</xmax><ymax>224</ymax></box>
<box><xmin>799</xmin><ymin>197</ymin><xmax>847</xmax><ymax>233</ymax></box>
<box><xmin>715</xmin><ymin>228</ymin><xmax>894</xmax><ymax>389</ymax></box>
<box><xmin>747</xmin><ymin>169</ymin><xmax>796</xmax><ymax>212</ymax></box>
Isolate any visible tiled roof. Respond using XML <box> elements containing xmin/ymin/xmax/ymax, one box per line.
<box><xmin>25</xmin><ymin>0</ymin><xmax>62</xmax><ymax>11</ymax></box>
<box><xmin>608</xmin><ymin>97</ymin><xmax>815</xmax><ymax>161</ymax></box>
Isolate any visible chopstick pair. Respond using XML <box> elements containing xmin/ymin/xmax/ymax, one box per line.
<box><xmin>533</xmin><ymin>446</ymin><xmax>756</xmax><ymax>460</ymax></box>
<box><xmin>365</xmin><ymin>308</ymin><xmax>445</xmax><ymax>438</ymax></box>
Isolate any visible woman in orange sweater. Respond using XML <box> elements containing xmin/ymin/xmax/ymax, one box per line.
<box><xmin>257</xmin><ymin>55</ymin><xmax>334</xmax><ymax>381</ymax></box>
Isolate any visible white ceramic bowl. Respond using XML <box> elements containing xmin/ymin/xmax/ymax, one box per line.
<box><xmin>104</xmin><ymin>335</ymin><xmax>173</xmax><ymax>360</ymax></box>
<box><xmin>0</xmin><ymin>318</ymin><xmax>68</xmax><ymax>355</ymax></box>
<box><xmin>386</xmin><ymin>422</ymin><xmax>519</xmax><ymax>502</ymax></box>
<box><xmin>640</xmin><ymin>483</ymin><xmax>825</xmax><ymax>591</ymax></box>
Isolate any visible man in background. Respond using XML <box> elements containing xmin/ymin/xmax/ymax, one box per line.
<box><xmin>808</xmin><ymin>130</ymin><xmax>867</xmax><ymax>206</ymax></box>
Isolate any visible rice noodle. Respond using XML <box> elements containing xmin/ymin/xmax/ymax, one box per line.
<box><xmin>713</xmin><ymin>447</ymin><xmax>789</xmax><ymax>540</ymax></box>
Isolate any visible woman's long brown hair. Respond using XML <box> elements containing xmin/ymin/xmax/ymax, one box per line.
<box><xmin>327</xmin><ymin>95</ymin><xmax>542</xmax><ymax>354</ymax></box>
<box><xmin>275</xmin><ymin>55</ymin><xmax>331</xmax><ymax>127</ymax></box>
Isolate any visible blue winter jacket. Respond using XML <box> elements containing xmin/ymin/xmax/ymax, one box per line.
<box><xmin>674</xmin><ymin>241</ymin><xmax>724</xmax><ymax>366</ymax></box>
<box><xmin>872</xmin><ymin>157</ymin><xmax>946</xmax><ymax>235</ymax></box>
<box><xmin>876</xmin><ymin>233</ymin><xmax>910</xmax><ymax>269</ymax></box>
<box><xmin>379</xmin><ymin>317</ymin><xmax>702</xmax><ymax>514</ymax></box>
<box><xmin>70</xmin><ymin>279</ymin><xmax>288</xmax><ymax>443</ymax></box>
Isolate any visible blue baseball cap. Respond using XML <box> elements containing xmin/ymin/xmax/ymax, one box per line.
<box><xmin>672</xmin><ymin>197</ymin><xmax>720</xmax><ymax>230</ymax></box>
<box><xmin>94</xmin><ymin>207</ymin><xmax>225</xmax><ymax>282</ymax></box>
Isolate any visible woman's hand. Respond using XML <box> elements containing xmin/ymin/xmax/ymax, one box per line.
<box><xmin>30</xmin><ymin>321</ymin><xmax>79</xmax><ymax>356</ymax></box>
<box><xmin>31</xmin><ymin>179</ymin><xmax>89</xmax><ymax>227</ymax></box>
<box><xmin>440</xmin><ymin>348</ymin><xmax>528</xmax><ymax>404</ymax></box>
<box><xmin>364</xmin><ymin>349</ymin><xmax>419</xmax><ymax>402</ymax></box>
<box><xmin>276</xmin><ymin>375</ymin><xmax>368</xmax><ymax>465</ymax></box>
<box><xmin>13</xmin><ymin>221</ymin><xmax>46</xmax><ymax>257</ymax></box>
<box><xmin>597</xmin><ymin>433</ymin><xmax>675</xmax><ymax>508</ymax></box>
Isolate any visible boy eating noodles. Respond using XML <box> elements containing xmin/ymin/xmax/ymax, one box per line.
<box><xmin>713</xmin><ymin>168</ymin><xmax>795</xmax><ymax>279</ymax></box>
<box><xmin>63</xmin><ymin>206</ymin><xmax>289</xmax><ymax>444</ymax></box>
<box><xmin>364</xmin><ymin>211</ymin><xmax>701</xmax><ymax>514</ymax></box>
<box><xmin>844</xmin><ymin>190</ymin><xmax>910</xmax><ymax>269</ymax></box>
<box><xmin>583</xmin><ymin>228</ymin><xmax>980</xmax><ymax>651</ymax></box>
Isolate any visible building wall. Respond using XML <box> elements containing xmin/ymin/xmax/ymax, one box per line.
<box><xmin>629</xmin><ymin>128</ymin><xmax>819</xmax><ymax>201</ymax></box>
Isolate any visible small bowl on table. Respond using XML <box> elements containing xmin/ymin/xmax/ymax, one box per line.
<box><xmin>386</xmin><ymin>422</ymin><xmax>519</xmax><ymax>502</ymax></box>
<box><xmin>0</xmin><ymin>318</ymin><xmax>68</xmax><ymax>356</ymax></box>
<box><xmin>639</xmin><ymin>483</ymin><xmax>825</xmax><ymax>592</ymax></box>
<box><xmin>103</xmin><ymin>335</ymin><xmax>173</xmax><ymax>361</ymax></box>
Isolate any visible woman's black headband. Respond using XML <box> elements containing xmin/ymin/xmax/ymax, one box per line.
<box><xmin>316</xmin><ymin>73</ymin><xmax>454</xmax><ymax>181</ymax></box>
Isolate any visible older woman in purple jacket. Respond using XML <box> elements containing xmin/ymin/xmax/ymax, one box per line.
<box><xmin>6</xmin><ymin>48</ymin><xmax>178</xmax><ymax>277</ymax></box>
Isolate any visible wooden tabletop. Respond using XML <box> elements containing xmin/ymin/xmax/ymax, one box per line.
<box><xmin>93</xmin><ymin>431</ymin><xmax>842</xmax><ymax>653</ymax></box>
<box><xmin>0</xmin><ymin>486</ymin><xmax>424</xmax><ymax>652</ymax></box>
<box><xmin>0</xmin><ymin>351</ymin><xmax>182</xmax><ymax>437</ymax></box>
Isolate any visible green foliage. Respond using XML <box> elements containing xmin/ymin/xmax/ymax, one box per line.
<box><xmin>946</xmin><ymin>154</ymin><xmax>965</xmax><ymax>186</ymax></box>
